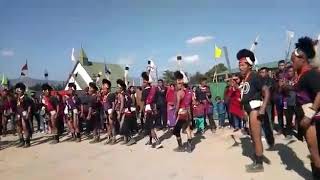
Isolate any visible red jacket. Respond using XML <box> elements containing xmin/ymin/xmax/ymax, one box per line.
<box><xmin>226</xmin><ymin>87</ymin><xmax>244</xmax><ymax>118</ymax></box>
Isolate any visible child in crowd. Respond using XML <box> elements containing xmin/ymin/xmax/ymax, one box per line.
<box><xmin>215</xmin><ymin>96</ymin><xmax>226</xmax><ymax>128</ymax></box>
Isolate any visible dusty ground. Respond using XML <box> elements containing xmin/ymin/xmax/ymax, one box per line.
<box><xmin>0</xmin><ymin>127</ymin><xmax>313</xmax><ymax>180</ymax></box>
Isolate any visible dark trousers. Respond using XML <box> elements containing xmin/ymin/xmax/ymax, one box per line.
<box><xmin>144</xmin><ymin>112</ymin><xmax>155</xmax><ymax>135</ymax></box>
<box><xmin>173</xmin><ymin>119</ymin><xmax>188</xmax><ymax>138</ymax></box>
<box><xmin>129</xmin><ymin>112</ymin><xmax>138</xmax><ymax>133</ymax></box>
<box><xmin>207</xmin><ymin>113</ymin><xmax>217</xmax><ymax>130</ymax></box>
<box><xmin>120</xmin><ymin>115</ymin><xmax>130</xmax><ymax>137</ymax></box>
<box><xmin>225</xmin><ymin>104</ymin><xmax>232</xmax><ymax>127</ymax></box>
<box><xmin>91</xmin><ymin>113</ymin><xmax>101</xmax><ymax>136</ymax></box>
<box><xmin>231</xmin><ymin>114</ymin><xmax>242</xmax><ymax>129</ymax></box>
<box><xmin>156</xmin><ymin>105</ymin><xmax>167</xmax><ymax>128</ymax></box>
<box><xmin>57</xmin><ymin>115</ymin><xmax>64</xmax><ymax>135</ymax></box>
<box><xmin>276</xmin><ymin>103</ymin><xmax>284</xmax><ymax>132</ymax></box>
<box><xmin>32</xmin><ymin>113</ymin><xmax>41</xmax><ymax>131</ymax></box>
<box><xmin>120</xmin><ymin>113</ymin><xmax>137</xmax><ymax>137</ymax></box>
<box><xmin>284</xmin><ymin>106</ymin><xmax>296</xmax><ymax>136</ymax></box>
<box><xmin>261</xmin><ymin>113</ymin><xmax>275</xmax><ymax>146</ymax></box>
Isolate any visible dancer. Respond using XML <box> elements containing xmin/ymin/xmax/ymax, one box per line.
<box><xmin>41</xmin><ymin>83</ymin><xmax>60</xmax><ymax>144</ymax></box>
<box><xmin>173</xmin><ymin>71</ymin><xmax>193</xmax><ymax>153</ymax></box>
<box><xmin>140</xmin><ymin>72</ymin><xmax>163</xmax><ymax>148</ymax></box>
<box><xmin>1</xmin><ymin>89</ymin><xmax>12</xmax><ymax>136</ymax></box>
<box><xmin>87</xmin><ymin>82</ymin><xmax>101</xmax><ymax>144</ymax></box>
<box><xmin>15</xmin><ymin>83</ymin><xmax>33</xmax><ymax>148</ymax></box>
<box><xmin>64</xmin><ymin>83</ymin><xmax>81</xmax><ymax>142</ymax></box>
<box><xmin>291</xmin><ymin>37</ymin><xmax>320</xmax><ymax>179</ymax></box>
<box><xmin>117</xmin><ymin>79</ymin><xmax>134</xmax><ymax>145</ymax></box>
<box><xmin>128</xmin><ymin>86</ymin><xmax>138</xmax><ymax>139</ymax></box>
<box><xmin>237</xmin><ymin>49</ymin><xmax>270</xmax><ymax>172</ymax></box>
<box><xmin>101</xmin><ymin>79</ymin><xmax>116</xmax><ymax>145</ymax></box>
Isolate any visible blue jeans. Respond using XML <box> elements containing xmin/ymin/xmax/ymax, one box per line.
<box><xmin>218</xmin><ymin>113</ymin><xmax>225</xmax><ymax>126</ymax></box>
<box><xmin>232</xmin><ymin>114</ymin><xmax>242</xmax><ymax>129</ymax></box>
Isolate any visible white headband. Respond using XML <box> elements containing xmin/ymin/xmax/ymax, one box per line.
<box><xmin>294</xmin><ymin>48</ymin><xmax>300</xmax><ymax>57</ymax></box>
<box><xmin>180</xmin><ymin>71</ymin><xmax>189</xmax><ymax>84</ymax></box>
<box><xmin>245</xmin><ymin>57</ymin><xmax>254</xmax><ymax>65</ymax></box>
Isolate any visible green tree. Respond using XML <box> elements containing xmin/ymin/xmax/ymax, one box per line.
<box><xmin>205</xmin><ymin>63</ymin><xmax>228</xmax><ymax>78</ymax></box>
<box><xmin>189</xmin><ymin>72</ymin><xmax>206</xmax><ymax>85</ymax></box>
<box><xmin>162</xmin><ymin>70</ymin><xmax>175</xmax><ymax>84</ymax></box>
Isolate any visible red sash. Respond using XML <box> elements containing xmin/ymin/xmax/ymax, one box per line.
<box><xmin>146</xmin><ymin>86</ymin><xmax>156</xmax><ymax>105</ymax></box>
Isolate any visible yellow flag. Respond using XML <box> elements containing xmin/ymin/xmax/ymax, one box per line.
<box><xmin>214</xmin><ymin>45</ymin><xmax>222</xmax><ymax>59</ymax></box>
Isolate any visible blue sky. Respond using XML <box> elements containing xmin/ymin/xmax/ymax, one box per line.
<box><xmin>0</xmin><ymin>0</ymin><xmax>319</xmax><ymax>81</ymax></box>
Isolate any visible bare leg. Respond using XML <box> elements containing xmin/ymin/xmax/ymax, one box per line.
<box><xmin>2</xmin><ymin>115</ymin><xmax>8</xmax><ymax>136</ymax></box>
<box><xmin>22</xmin><ymin>117</ymin><xmax>31</xmax><ymax>147</ymax></box>
<box><xmin>16</xmin><ymin>117</ymin><xmax>25</xmax><ymax>147</ymax></box>
<box><xmin>305</xmin><ymin>124</ymin><xmax>320</xmax><ymax>167</ymax></box>
<box><xmin>249</xmin><ymin>111</ymin><xmax>263</xmax><ymax>157</ymax></box>
<box><xmin>49</xmin><ymin>114</ymin><xmax>59</xmax><ymax>144</ymax></box>
<box><xmin>245</xmin><ymin>110</ymin><xmax>264</xmax><ymax>173</ymax></box>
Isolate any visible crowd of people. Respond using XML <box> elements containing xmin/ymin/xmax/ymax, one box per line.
<box><xmin>1</xmin><ymin>36</ymin><xmax>320</xmax><ymax>178</ymax></box>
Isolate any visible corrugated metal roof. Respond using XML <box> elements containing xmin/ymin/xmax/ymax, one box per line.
<box><xmin>82</xmin><ymin>62</ymin><xmax>124</xmax><ymax>89</ymax></box>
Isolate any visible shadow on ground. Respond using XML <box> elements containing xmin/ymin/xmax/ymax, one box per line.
<box><xmin>0</xmin><ymin>140</ymin><xmax>17</xmax><ymax>150</ymax></box>
<box><xmin>239</xmin><ymin>137</ymin><xmax>271</xmax><ymax>164</ymax></box>
<box><xmin>274</xmin><ymin>143</ymin><xmax>312</xmax><ymax>179</ymax></box>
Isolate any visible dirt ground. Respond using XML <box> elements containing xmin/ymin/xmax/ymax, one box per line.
<box><xmin>0</xmin><ymin>127</ymin><xmax>313</xmax><ymax>180</ymax></box>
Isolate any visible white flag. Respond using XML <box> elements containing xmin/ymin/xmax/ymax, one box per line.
<box><xmin>124</xmin><ymin>65</ymin><xmax>129</xmax><ymax>86</ymax></box>
<box><xmin>316</xmin><ymin>34</ymin><xmax>320</xmax><ymax>53</ymax></box>
<box><xmin>287</xmin><ymin>31</ymin><xmax>295</xmax><ymax>39</ymax></box>
<box><xmin>311</xmin><ymin>34</ymin><xmax>320</xmax><ymax>67</ymax></box>
<box><xmin>148</xmin><ymin>60</ymin><xmax>156</xmax><ymax>72</ymax></box>
<box><xmin>250</xmin><ymin>35</ymin><xmax>259</xmax><ymax>52</ymax></box>
<box><xmin>71</xmin><ymin>48</ymin><xmax>76</xmax><ymax>62</ymax></box>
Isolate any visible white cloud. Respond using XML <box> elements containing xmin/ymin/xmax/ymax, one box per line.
<box><xmin>186</xmin><ymin>36</ymin><xmax>213</xmax><ymax>45</ymax></box>
<box><xmin>117</xmin><ymin>56</ymin><xmax>134</xmax><ymax>65</ymax></box>
<box><xmin>169</xmin><ymin>54</ymin><xmax>200</xmax><ymax>64</ymax></box>
<box><xmin>184</xmin><ymin>55</ymin><xmax>200</xmax><ymax>63</ymax></box>
<box><xmin>0</xmin><ymin>48</ymin><xmax>14</xmax><ymax>57</ymax></box>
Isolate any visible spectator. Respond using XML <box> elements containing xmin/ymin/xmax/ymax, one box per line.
<box><xmin>227</xmin><ymin>74</ymin><xmax>244</xmax><ymax>132</ymax></box>
<box><xmin>224</xmin><ymin>82</ymin><xmax>233</xmax><ymax>128</ymax></box>
<box><xmin>166</xmin><ymin>84</ymin><xmax>176</xmax><ymax>128</ymax></box>
<box><xmin>282</xmin><ymin>65</ymin><xmax>297</xmax><ymax>139</ymax></box>
<box><xmin>259</xmin><ymin>67</ymin><xmax>276</xmax><ymax>129</ymax></box>
<box><xmin>215</xmin><ymin>96</ymin><xmax>226</xmax><ymax>128</ymax></box>
<box><xmin>30</xmin><ymin>92</ymin><xmax>41</xmax><ymax>132</ymax></box>
<box><xmin>156</xmin><ymin>79</ymin><xmax>167</xmax><ymax>129</ymax></box>
<box><xmin>198</xmin><ymin>77</ymin><xmax>216</xmax><ymax>132</ymax></box>
<box><xmin>274</xmin><ymin>60</ymin><xmax>287</xmax><ymax>135</ymax></box>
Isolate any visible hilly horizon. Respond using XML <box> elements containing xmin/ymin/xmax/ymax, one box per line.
<box><xmin>9</xmin><ymin>76</ymin><xmax>64</xmax><ymax>88</ymax></box>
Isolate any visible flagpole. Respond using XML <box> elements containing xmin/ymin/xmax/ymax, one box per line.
<box><xmin>156</xmin><ymin>67</ymin><xmax>159</xmax><ymax>82</ymax></box>
<box><xmin>26</xmin><ymin>59</ymin><xmax>28</xmax><ymax>77</ymax></box>
<box><xmin>285</xmin><ymin>38</ymin><xmax>293</xmax><ymax>63</ymax></box>
<box><xmin>213</xmin><ymin>44</ymin><xmax>217</xmax><ymax>83</ymax></box>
